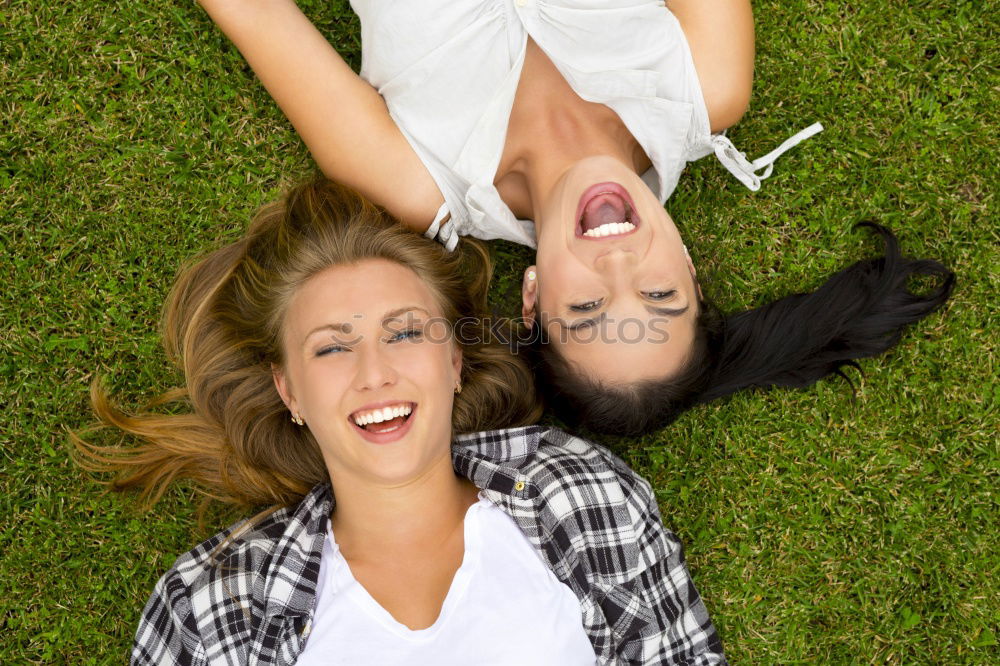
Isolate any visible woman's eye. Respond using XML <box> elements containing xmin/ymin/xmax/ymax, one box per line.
<box><xmin>643</xmin><ymin>290</ymin><xmax>676</xmax><ymax>301</ymax></box>
<box><xmin>569</xmin><ymin>299</ymin><xmax>603</xmax><ymax>312</ymax></box>
<box><xmin>316</xmin><ymin>345</ymin><xmax>347</xmax><ymax>357</ymax></box>
<box><xmin>388</xmin><ymin>328</ymin><xmax>423</xmax><ymax>343</ymax></box>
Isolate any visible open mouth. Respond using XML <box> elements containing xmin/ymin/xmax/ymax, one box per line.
<box><xmin>575</xmin><ymin>182</ymin><xmax>641</xmax><ymax>240</ymax></box>
<box><xmin>349</xmin><ymin>402</ymin><xmax>416</xmax><ymax>435</ymax></box>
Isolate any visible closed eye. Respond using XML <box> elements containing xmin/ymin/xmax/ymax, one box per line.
<box><xmin>569</xmin><ymin>299</ymin><xmax>604</xmax><ymax>313</ymax></box>
<box><xmin>643</xmin><ymin>290</ymin><xmax>677</xmax><ymax>301</ymax></box>
<box><xmin>387</xmin><ymin>328</ymin><xmax>423</xmax><ymax>343</ymax></box>
<box><xmin>316</xmin><ymin>344</ymin><xmax>348</xmax><ymax>357</ymax></box>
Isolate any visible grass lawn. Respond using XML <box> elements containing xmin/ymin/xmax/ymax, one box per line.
<box><xmin>2</xmin><ymin>0</ymin><xmax>997</xmax><ymax>662</ymax></box>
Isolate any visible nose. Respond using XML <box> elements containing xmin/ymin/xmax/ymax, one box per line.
<box><xmin>594</xmin><ymin>248</ymin><xmax>638</xmax><ymax>278</ymax></box>
<box><xmin>352</xmin><ymin>347</ymin><xmax>398</xmax><ymax>392</ymax></box>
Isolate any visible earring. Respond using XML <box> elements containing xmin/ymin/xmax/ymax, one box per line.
<box><xmin>291</xmin><ymin>413</ymin><xmax>305</xmax><ymax>426</ymax></box>
<box><xmin>526</xmin><ymin>270</ymin><xmax>536</xmax><ymax>281</ymax></box>
<box><xmin>454</xmin><ymin>380</ymin><xmax>463</xmax><ymax>395</ymax></box>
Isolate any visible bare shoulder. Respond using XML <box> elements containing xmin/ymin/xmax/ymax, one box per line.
<box><xmin>668</xmin><ymin>0</ymin><xmax>755</xmax><ymax>132</ymax></box>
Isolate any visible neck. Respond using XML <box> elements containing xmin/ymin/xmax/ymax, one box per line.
<box><xmin>328</xmin><ymin>450</ymin><xmax>478</xmax><ymax>559</ymax></box>
<box><xmin>500</xmin><ymin>102</ymin><xmax>642</xmax><ymax>233</ymax></box>
<box><xmin>498</xmin><ymin>39</ymin><xmax>650</xmax><ymax>226</ymax></box>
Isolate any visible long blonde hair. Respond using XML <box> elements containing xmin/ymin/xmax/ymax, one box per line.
<box><xmin>73</xmin><ymin>178</ymin><xmax>541</xmax><ymax>509</ymax></box>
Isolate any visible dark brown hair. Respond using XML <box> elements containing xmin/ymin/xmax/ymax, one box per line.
<box><xmin>531</xmin><ymin>224</ymin><xmax>955</xmax><ymax>437</ymax></box>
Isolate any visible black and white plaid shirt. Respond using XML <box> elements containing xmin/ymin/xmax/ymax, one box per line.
<box><xmin>132</xmin><ymin>426</ymin><xmax>726</xmax><ymax>665</ymax></box>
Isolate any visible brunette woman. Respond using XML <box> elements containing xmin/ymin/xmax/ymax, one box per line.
<box><xmin>194</xmin><ymin>0</ymin><xmax>953</xmax><ymax>435</ymax></box>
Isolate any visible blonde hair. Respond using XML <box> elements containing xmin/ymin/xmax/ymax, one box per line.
<box><xmin>74</xmin><ymin>178</ymin><xmax>541</xmax><ymax>509</ymax></box>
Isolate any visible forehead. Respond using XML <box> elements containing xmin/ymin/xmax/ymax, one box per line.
<box><xmin>288</xmin><ymin>259</ymin><xmax>440</xmax><ymax>325</ymax></box>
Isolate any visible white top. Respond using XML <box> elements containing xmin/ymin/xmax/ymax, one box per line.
<box><xmin>351</xmin><ymin>0</ymin><xmax>822</xmax><ymax>250</ymax></box>
<box><xmin>295</xmin><ymin>495</ymin><xmax>598</xmax><ymax>665</ymax></box>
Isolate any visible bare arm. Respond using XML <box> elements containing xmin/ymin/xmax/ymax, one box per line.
<box><xmin>198</xmin><ymin>0</ymin><xmax>443</xmax><ymax>230</ymax></box>
<box><xmin>668</xmin><ymin>0</ymin><xmax>755</xmax><ymax>133</ymax></box>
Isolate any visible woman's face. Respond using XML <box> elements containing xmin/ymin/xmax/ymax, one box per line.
<box><xmin>526</xmin><ymin>156</ymin><xmax>700</xmax><ymax>385</ymax></box>
<box><xmin>274</xmin><ymin>259</ymin><xmax>461</xmax><ymax>487</ymax></box>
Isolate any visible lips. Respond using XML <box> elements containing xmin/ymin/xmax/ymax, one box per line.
<box><xmin>575</xmin><ymin>182</ymin><xmax>641</xmax><ymax>240</ymax></box>
<box><xmin>348</xmin><ymin>401</ymin><xmax>417</xmax><ymax>445</ymax></box>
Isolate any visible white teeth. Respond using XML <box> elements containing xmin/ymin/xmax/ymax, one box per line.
<box><xmin>583</xmin><ymin>221</ymin><xmax>635</xmax><ymax>238</ymax></box>
<box><xmin>352</xmin><ymin>403</ymin><xmax>413</xmax><ymax>427</ymax></box>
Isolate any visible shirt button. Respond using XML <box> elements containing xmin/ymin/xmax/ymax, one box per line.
<box><xmin>515</xmin><ymin>0</ymin><xmax>527</xmax><ymax>6</ymax></box>
<box><xmin>514</xmin><ymin>481</ymin><xmax>526</xmax><ymax>492</ymax></box>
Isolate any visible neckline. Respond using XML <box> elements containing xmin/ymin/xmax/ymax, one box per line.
<box><xmin>326</xmin><ymin>497</ymin><xmax>488</xmax><ymax>640</ymax></box>
<box><xmin>489</xmin><ymin>38</ymin><xmax>656</xmax><ymax>215</ymax></box>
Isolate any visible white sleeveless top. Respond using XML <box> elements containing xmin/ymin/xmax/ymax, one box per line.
<box><xmin>295</xmin><ymin>496</ymin><xmax>598</xmax><ymax>664</ymax></box>
<box><xmin>351</xmin><ymin>0</ymin><xmax>822</xmax><ymax>250</ymax></box>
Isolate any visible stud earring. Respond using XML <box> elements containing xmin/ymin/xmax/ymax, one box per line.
<box><xmin>291</xmin><ymin>413</ymin><xmax>305</xmax><ymax>426</ymax></box>
<box><xmin>526</xmin><ymin>270</ymin><xmax>536</xmax><ymax>281</ymax></box>
<box><xmin>454</xmin><ymin>381</ymin><xmax>463</xmax><ymax>395</ymax></box>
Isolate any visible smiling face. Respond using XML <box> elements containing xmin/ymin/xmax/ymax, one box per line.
<box><xmin>273</xmin><ymin>259</ymin><xmax>461</xmax><ymax>488</ymax></box>
<box><xmin>525</xmin><ymin>156</ymin><xmax>701</xmax><ymax>385</ymax></box>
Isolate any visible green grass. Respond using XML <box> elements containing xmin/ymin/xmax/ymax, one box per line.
<box><xmin>2</xmin><ymin>0</ymin><xmax>997</xmax><ymax>662</ymax></box>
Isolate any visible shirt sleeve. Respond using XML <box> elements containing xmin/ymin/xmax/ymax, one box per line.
<box><xmin>130</xmin><ymin>568</ymin><xmax>207</xmax><ymax>666</ymax></box>
<box><xmin>625</xmin><ymin>474</ymin><xmax>728</xmax><ymax>665</ymax></box>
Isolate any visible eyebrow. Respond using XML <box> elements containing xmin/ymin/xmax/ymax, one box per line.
<box><xmin>381</xmin><ymin>306</ymin><xmax>431</xmax><ymax>323</ymax></box>
<box><xmin>645</xmin><ymin>304</ymin><xmax>690</xmax><ymax>317</ymax></box>
<box><xmin>565</xmin><ymin>311</ymin><xmax>607</xmax><ymax>331</ymax></box>
<box><xmin>302</xmin><ymin>306</ymin><xmax>431</xmax><ymax>343</ymax></box>
<box><xmin>303</xmin><ymin>322</ymin><xmax>353</xmax><ymax>341</ymax></box>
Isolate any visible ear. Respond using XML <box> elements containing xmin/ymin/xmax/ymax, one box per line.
<box><xmin>271</xmin><ymin>363</ymin><xmax>296</xmax><ymax>413</ymax></box>
<box><xmin>521</xmin><ymin>265</ymin><xmax>538</xmax><ymax>330</ymax></box>
<box><xmin>684</xmin><ymin>248</ymin><xmax>703</xmax><ymax>300</ymax></box>
<box><xmin>684</xmin><ymin>245</ymin><xmax>697</xmax><ymax>278</ymax></box>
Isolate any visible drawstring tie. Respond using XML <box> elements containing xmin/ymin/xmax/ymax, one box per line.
<box><xmin>712</xmin><ymin>122</ymin><xmax>824</xmax><ymax>191</ymax></box>
<box><xmin>425</xmin><ymin>201</ymin><xmax>459</xmax><ymax>251</ymax></box>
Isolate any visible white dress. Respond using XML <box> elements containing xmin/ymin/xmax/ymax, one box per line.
<box><xmin>351</xmin><ymin>0</ymin><xmax>821</xmax><ymax>250</ymax></box>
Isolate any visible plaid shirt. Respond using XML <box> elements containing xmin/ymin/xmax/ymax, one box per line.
<box><xmin>132</xmin><ymin>426</ymin><xmax>726</xmax><ymax>665</ymax></box>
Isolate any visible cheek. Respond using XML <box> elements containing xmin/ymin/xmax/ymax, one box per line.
<box><xmin>646</xmin><ymin>207</ymin><xmax>683</xmax><ymax>245</ymax></box>
<box><xmin>417</xmin><ymin>342</ymin><xmax>459</xmax><ymax>384</ymax></box>
<box><xmin>536</xmin><ymin>258</ymin><xmax>585</xmax><ymax>314</ymax></box>
<box><xmin>423</xmin><ymin>322</ymin><xmax>458</xmax><ymax>370</ymax></box>
<box><xmin>299</xmin><ymin>363</ymin><xmax>350</xmax><ymax>409</ymax></box>
<box><xmin>390</xmin><ymin>337</ymin><xmax>458</xmax><ymax>388</ymax></box>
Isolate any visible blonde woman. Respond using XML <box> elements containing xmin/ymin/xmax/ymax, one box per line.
<box><xmin>77</xmin><ymin>180</ymin><xmax>725</xmax><ymax>664</ymax></box>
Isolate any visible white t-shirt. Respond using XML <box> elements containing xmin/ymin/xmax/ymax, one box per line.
<box><xmin>295</xmin><ymin>495</ymin><xmax>598</xmax><ymax>665</ymax></box>
<box><xmin>350</xmin><ymin>0</ymin><xmax>821</xmax><ymax>250</ymax></box>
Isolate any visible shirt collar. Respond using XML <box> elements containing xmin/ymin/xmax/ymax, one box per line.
<box><xmin>262</xmin><ymin>425</ymin><xmax>552</xmax><ymax>619</ymax></box>
<box><xmin>261</xmin><ymin>483</ymin><xmax>333</xmax><ymax>619</ymax></box>
<box><xmin>451</xmin><ymin>425</ymin><xmax>550</xmax><ymax>499</ymax></box>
